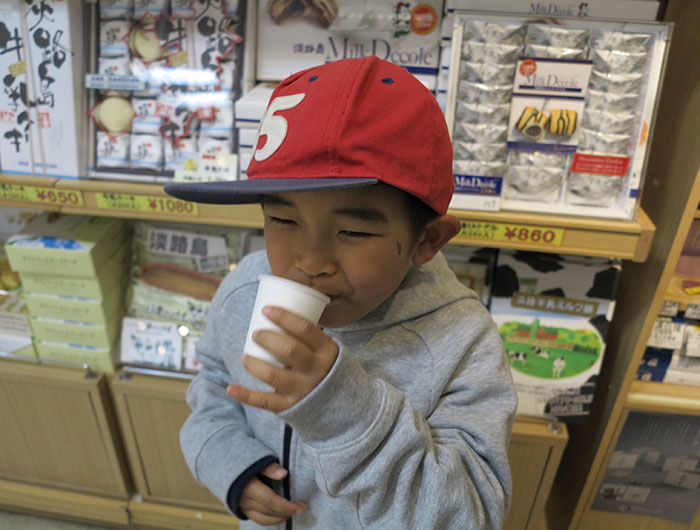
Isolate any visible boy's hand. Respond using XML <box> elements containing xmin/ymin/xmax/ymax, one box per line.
<box><xmin>239</xmin><ymin>463</ymin><xmax>308</xmax><ymax>525</ymax></box>
<box><xmin>227</xmin><ymin>306</ymin><xmax>339</xmax><ymax>412</ymax></box>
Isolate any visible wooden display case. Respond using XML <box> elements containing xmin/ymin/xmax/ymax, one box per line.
<box><xmin>108</xmin><ymin>369</ymin><xmax>565</xmax><ymax>530</ymax></box>
<box><xmin>545</xmin><ymin>1</ymin><xmax>700</xmax><ymax>528</ymax></box>
<box><xmin>0</xmin><ymin>360</ymin><xmax>132</xmax><ymax>527</ymax></box>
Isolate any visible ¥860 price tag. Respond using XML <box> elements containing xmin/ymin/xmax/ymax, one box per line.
<box><xmin>96</xmin><ymin>193</ymin><xmax>198</xmax><ymax>216</ymax></box>
<box><xmin>0</xmin><ymin>184</ymin><xmax>84</xmax><ymax>206</ymax></box>
<box><xmin>459</xmin><ymin>221</ymin><xmax>564</xmax><ymax>247</ymax></box>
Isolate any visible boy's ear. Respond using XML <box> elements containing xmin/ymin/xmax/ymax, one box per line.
<box><xmin>412</xmin><ymin>214</ymin><xmax>461</xmax><ymax>265</ymax></box>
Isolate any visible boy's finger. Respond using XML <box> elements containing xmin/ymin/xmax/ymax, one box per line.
<box><xmin>262</xmin><ymin>306</ymin><xmax>327</xmax><ymax>348</ymax></box>
<box><xmin>240</xmin><ymin>354</ymin><xmax>301</xmax><ymax>393</ymax></box>
<box><xmin>252</xmin><ymin>330</ymin><xmax>311</xmax><ymax>370</ymax></box>
<box><xmin>226</xmin><ymin>383</ymin><xmax>291</xmax><ymax>412</ymax></box>
<box><xmin>260</xmin><ymin>463</ymin><xmax>287</xmax><ymax>480</ymax></box>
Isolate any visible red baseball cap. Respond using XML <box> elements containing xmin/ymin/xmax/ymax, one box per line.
<box><xmin>165</xmin><ymin>56</ymin><xmax>454</xmax><ymax>215</ymax></box>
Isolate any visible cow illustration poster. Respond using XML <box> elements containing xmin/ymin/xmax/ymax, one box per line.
<box><xmin>491</xmin><ymin>250</ymin><xmax>621</xmax><ymax>421</ymax></box>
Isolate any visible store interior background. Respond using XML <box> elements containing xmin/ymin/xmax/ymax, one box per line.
<box><xmin>0</xmin><ymin>1</ymin><xmax>698</xmax><ymax>530</ymax></box>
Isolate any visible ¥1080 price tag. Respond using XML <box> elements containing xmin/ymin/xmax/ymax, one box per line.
<box><xmin>0</xmin><ymin>183</ymin><xmax>84</xmax><ymax>206</ymax></box>
<box><xmin>96</xmin><ymin>193</ymin><xmax>198</xmax><ymax>216</ymax></box>
<box><xmin>459</xmin><ymin>221</ymin><xmax>564</xmax><ymax>246</ymax></box>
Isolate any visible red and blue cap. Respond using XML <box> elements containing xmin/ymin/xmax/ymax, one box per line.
<box><xmin>164</xmin><ymin>56</ymin><xmax>454</xmax><ymax>215</ymax></box>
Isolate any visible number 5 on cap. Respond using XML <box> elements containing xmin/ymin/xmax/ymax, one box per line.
<box><xmin>253</xmin><ymin>93</ymin><xmax>306</xmax><ymax>162</ymax></box>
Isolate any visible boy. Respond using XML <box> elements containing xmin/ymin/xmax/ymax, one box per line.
<box><xmin>165</xmin><ymin>56</ymin><xmax>516</xmax><ymax>529</ymax></box>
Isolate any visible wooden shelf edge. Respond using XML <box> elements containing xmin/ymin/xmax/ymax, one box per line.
<box><xmin>626</xmin><ymin>380</ymin><xmax>700</xmax><ymax>414</ymax></box>
<box><xmin>0</xmin><ymin>174</ymin><xmax>656</xmax><ymax>261</ymax></box>
<box><xmin>664</xmin><ymin>273</ymin><xmax>700</xmax><ymax>310</ymax></box>
<box><xmin>0</xmin><ymin>479</ymin><xmax>129</xmax><ymax>527</ymax></box>
<box><xmin>128</xmin><ymin>500</ymin><xmax>239</xmax><ymax>530</ymax></box>
<box><xmin>512</xmin><ymin>416</ymin><xmax>569</xmax><ymax>446</ymax></box>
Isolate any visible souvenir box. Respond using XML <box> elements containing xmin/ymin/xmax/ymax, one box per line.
<box><xmin>86</xmin><ymin>0</ymin><xmax>245</xmax><ymax>182</ymax></box>
<box><xmin>4</xmin><ymin>213</ymin><xmax>126</xmax><ymax>277</ymax></box>
<box><xmin>444</xmin><ymin>0</ymin><xmax>663</xmax><ymax>21</ymax></box>
<box><xmin>0</xmin><ymin>0</ymin><xmax>87</xmax><ymax>178</ymax></box>
<box><xmin>30</xmin><ymin>315</ymin><xmax>120</xmax><ymax>350</ymax></box>
<box><xmin>19</xmin><ymin>243</ymin><xmax>129</xmax><ymax>299</ymax></box>
<box><xmin>34</xmin><ymin>338</ymin><xmax>118</xmax><ymax>372</ymax></box>
<box><xmin>24</xmin><ymin>282</ymin><xmax>125</xmax><ymax>326</ymax></box>
<box><xmin>444</xmin><ymin>13</ymin><xmax>670</xmax><ymax>219</ymax></box>
<box><xmin>256</xmin><ymin>0</ymin><xmax>443</xmax><ymax>90</ymax></box>
<box><xmin>490</xmin><ymin>250</ymin><xmax>621</xmax><ymax>421</ymax></box>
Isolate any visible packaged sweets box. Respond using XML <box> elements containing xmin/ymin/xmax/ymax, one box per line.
<box><xmin>4</xmin><ymin>213</ymin><xmax>126</xmax><ymax>277</ymax></box>
<box><xmin>256</xmin><ymin>0</ymin><xmax>443</xmax><ymax>90</ymax></box>
<box><xmin>490</xmin><ymin>250</ymin><xmax>621</xmax><ymax>421</ymax></box>
<box><xmin>444</xmin><ymin>14</ymin><xmax>670</xmax><ymax>219</ymax></box>
<box><xmin>29</xmin><ymin>315</ymin><xmax>120</xmax><ymax>350</ymax></box>
<box><xmin>87</xmin><ymin>0</ymin><xmax>245</xmax><ymax>181</ymax></box>
<box><xmin>19</xmin><ymin>243</ymin><xmax>130</xmax><ymax>299</ymax></box>
<box><xmin>0</xmin><ymin>0</ymin><xmax>87</xmax><ymax>178</ymax></box>
<box><xmin>34</xmin><ymin>339</ymin><xmax>118</xmax><ymax>372</ymax></box>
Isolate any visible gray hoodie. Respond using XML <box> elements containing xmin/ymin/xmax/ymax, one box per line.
<box><xmin>180</xmin><ymin>250</ymin><xmax>517</xmax><ymax>529</ymax></box>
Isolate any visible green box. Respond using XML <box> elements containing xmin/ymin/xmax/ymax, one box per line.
<box><xmin>19</xmin><ymin>243</ymin><xmax>129</xmax><ymax>299</ymax></box>
<box><xmin>34</xmin><ymin>339</ymin><xmax>117</xmax><ymax>372</ymax></box>
<box><xmin>24</xmin><ymin>279</ymin><xmax>125</xmax><ymax>325</ymax></box>
<box><xmin>30</xmin><ymin>315</ymin><xmax>120</xmax><ymax>349</ymax></box>
<box><xmin>4</xmin><ymin>213</ymin><xmax>126</xmax><ymax>277</ymax></box>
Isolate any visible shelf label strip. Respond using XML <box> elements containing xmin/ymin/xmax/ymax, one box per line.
<box><xmin>95</xmin><ymin>193</ymin><xmax>198</xmax><ymax>216</ymax></box>
<box><xmin>458</xmin><ymin>221</ymin><xmax>564</xmax><ymax>246</ymax></box>
<box><xmin>0</xmin><ymin>183</ymin><xmax>84</xmax><ymax>206</ymax></box>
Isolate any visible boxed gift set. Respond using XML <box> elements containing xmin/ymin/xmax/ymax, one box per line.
<box><xmin>256</xmin><ymin>0</ymin><xmax>443</xmax><ymax>90</ymax></box>
<box><xmin>0</xmin><ymin>0</ymin><xmax>88</xmax><ymax>178</ymax></box>
<box><xmin>443</xmin><ymin>12</ymin><xmax>670</xmax><ymax>219</ymax></box>
<box><xmin>122</xmin><ymin>219</ymin><xmax>260</xmax><ymax>371</ymax></box>
<box><xmin>490</xmin><ymin>250</ymin><xmax>621</xmax><ymax>421</ymax></box>
<box><xmin>86</xmin><ymin>0</ymin><xmax>245</xmax><ymax>182</ymax></box>
<box><xmin>4</xmin><ymin>212</ymin><xmax>130</xmax><ymax>371</ymax></box>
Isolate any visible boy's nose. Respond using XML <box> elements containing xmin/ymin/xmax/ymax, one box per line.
<box><xmin>295</xmin><ymin>246</ymin><xmax>337</xmax><ymax>278</ymax></box>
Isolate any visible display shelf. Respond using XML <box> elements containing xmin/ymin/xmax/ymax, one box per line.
<box><xmin>664</xmin><ymin>274</ymin><xmax>700</xmax><ymax>310</ymax></box>
<box><xmin>626</xmin><ymin>380</ymin><xmax>700</xmax><ymax>415</ymax></box>
<box><xmin>0</xmin><ymin>174</ymin><xmax>655</xmax><ymax>262</ymax></box>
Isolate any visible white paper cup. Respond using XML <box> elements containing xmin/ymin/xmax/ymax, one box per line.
<box><xmin>243</xmin><ymin>275</ymin><xmax>331</xmax><ymax>365</ymax></box>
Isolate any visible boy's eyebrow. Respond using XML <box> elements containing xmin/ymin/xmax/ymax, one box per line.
<box><xmin>261</xmin><ymin>195</ymin><xmax>388</xmax><ymax>223</ymax></box>
<box><xmin>332</xmin><ymin>207</ymin><xmax>388</xmax><ymax>223</ymax></box>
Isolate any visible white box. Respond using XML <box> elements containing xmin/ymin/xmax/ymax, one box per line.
<box><xmin>0</xmin><ymin>1</ymin><xmax>87</xmax><ymax>178</ymax></box>
<box><xmin>609</xmin><ymin>451</ymin><xmax>639</xmax><ymax>469</ymax></box>
<box><xmin>445</xmin><ymin>0</ymin><xmax>661</xmax><ymax>20</ymax></box>
<box><xmin>256</xmin><ymin>1</ymin><xmax>443</xmax><ymax>90</ymax></box>
<box><xmin>665</xmin><ymin>469</ymin><xmax>700</xmax><ymax>489</ymax></box>
<box><xmin>234</xmin><ymin>83</ymin><xmax>276</xmax><ymax>129</ymax></box>
<box><xmin>662</xmin><ymin>456</ymin><xmax>698</xmax><ymax>472</ymax></box>
<box><xmin>238</xmin><ymin>127</ymin><xmax>259</xmax><ymax>150</ymax></box>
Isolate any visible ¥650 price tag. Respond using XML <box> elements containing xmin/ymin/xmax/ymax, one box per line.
<box><xmin>96</xmin><ymin>193</ymin><xmax>198</xmax><ymax>216</ymax></box>
<box><xmin>0</xmin><ymin>183</ymin><xmax>84</xmax><ymax>206</ymax></box>
<box><xmin>459</xmin><ymin>221</ymin><xmax>564</xmax><ymax>246</ymax></box>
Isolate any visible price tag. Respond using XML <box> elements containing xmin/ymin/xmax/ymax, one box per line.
<box><xmin>685</xmin><ymin>304</ymin><xmax>700</xmax><ymax>320</ymax></box>
<box><xmin>659</xmin><ymin>300</ymin><xmax>680</xmax><ymax>317</ymax></box>
<box><xmin>120</xmin><ymin>317</ymin><xmax>183</xmax><ymax>370</ymax></box>
<box><xmin>0</xmin><ymin>183</ymin><xmax>84</xmax><ymax>206</ymax></box>
<box><xmin>95</xmin><ymin>193</ymin><xmax>198</xmax><ymax>216</ymax></box>
<box><xmin>647</xmin><ymin>317</ymin><xmax>686</xmax><ymax>350</ymax></box>
<box><xmin>9</xmin><ymin>60</ymin><xmax>26</xmax><ymax>77</ymax></box>
<box><xmin>459</xmin><ymin>221</ymin><xmax>564</xmax><ymax>246</ymax></box>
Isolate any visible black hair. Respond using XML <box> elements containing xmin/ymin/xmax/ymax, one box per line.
<box><xmin>401</xmin><ymin>190</ymin><xmax>440</xmax><ymax>242</ymax></box>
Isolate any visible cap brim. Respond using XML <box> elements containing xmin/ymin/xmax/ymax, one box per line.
<box><xmin>164</xmin><ymin>177</ymin><xmax>380</xmax><ymax>205</ymax></box>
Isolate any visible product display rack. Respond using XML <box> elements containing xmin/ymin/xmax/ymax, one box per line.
<box><xmin>0</xmin><ymin>173</ymin><xmax>655</xmax><ymax>261</ymax></box>
<box><xmin>545</xmin><ymin>1</ymin><xmax>700</xmax><ymax>528</ymax></box>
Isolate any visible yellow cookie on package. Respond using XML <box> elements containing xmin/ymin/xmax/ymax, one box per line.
<box><xmin>96</xmin><ymin>96</ymin><xmax>134</xmax><ymax>134</ymax></box>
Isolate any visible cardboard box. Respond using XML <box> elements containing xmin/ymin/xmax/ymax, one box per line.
<box><xmin>234</xmin><ymin>83</ymin><xmax>276</xmax><ymax>129</ymax></box>
<box><xmin>256</xmin><ymin>1</ymin><xmax>443</xmax><ymax>89</ymax></box>
<box><xmin>34</xmin><ymin>339</ymin><xmax>117</xmax><ymax>372</ymax></box>
<box><xmin>491</xmin><ymin>251</ymin><xmax>621</xmax><ymax>420</ymax></box>
<box><xmin>5</xmin><ymin>213</ymin><xmax>126</xmax><ymax>277</ymax></box>
<box><xmin>24</xmin><ymin>280</ymin><xmax>124</xmax><ymax>325</ymax></box>
<box><xmin>29</xmin><ymin>315</ymin><xmax>120</xmax><ymax>349</ymax></box>
<box><xmin>0</xmin><ymin>1</ymin><xmax>87</xmax><ymax>178</ymax></box>
<box><xmin>19</xmin><ymin>243</ymin><xmax>129</xmax><ymax>299</ymax></box>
